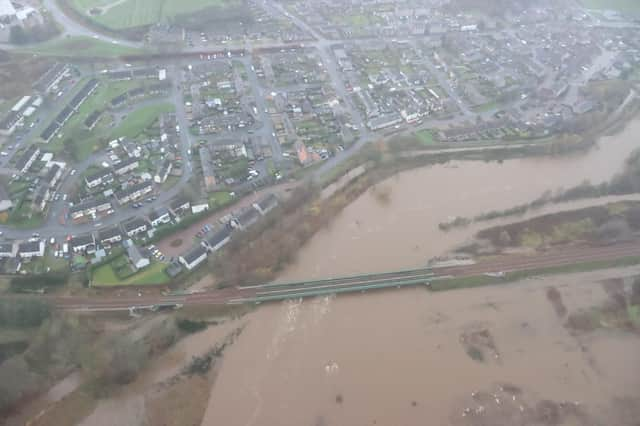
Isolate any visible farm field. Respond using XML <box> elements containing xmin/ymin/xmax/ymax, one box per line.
<box><xmin>69</xmin><ymin>0</ymin><xmax>236</xmax><ymax>30</ymax></box>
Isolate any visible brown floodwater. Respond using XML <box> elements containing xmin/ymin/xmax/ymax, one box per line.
<box><xmin>276</xmin><ymin>119</ymin><xmax>640</xmax><ymax>281</ymax></box>
<box><xmin>201</xmin><ymin>268</ymin><xmax>640</xmax><ymax>426</ymax></box>
<box><xmin>200</xmin><ymin>120</ymin><xmax>640</xmax><ymax>426</ymax></box>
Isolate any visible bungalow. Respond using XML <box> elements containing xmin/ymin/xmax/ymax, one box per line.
<box><xmin>179</xmin><ymin>245</ymin><xmax>208</xmax><ymax>270</ymax></box>
<box><xmin>31</xmin><ymin>184</ymin><xmax>50</xmax><ymax>212</ymax></box>
<box><xmin>85</xmin><ymin>170</ymin><xmax>113</xmax><ymax>189</ymax></box>
<box><xmin>69</xmin><ymin>199</ymin><xmax>112</xmax><ymax>221</ymax></box>
<box><xmin>154</xmin><ymin>159</ymin><xmax>172</xmax><ymax>183</ymax></box>
<box><xmin>34</xmin><ymin>63</ymin><xmax>69</xmax><ymax>94</ymax></box>
<box><xmin>0</xmin><ymin>242</ymin><xmax>16</xmax><ymax>258</ymax></box>
<box><xmin>367</xmin><ymin>113</ymin><xmax>403</xmax><ymax>131</ymax></box>
<box><xmin>148</xmin><ymin>208</ymin><xmax>171</xmax><ymax>227</ymax></box>
<box><xmin>98</xmin><ymin>226</ymin><xmax>122</xmax><ymax>245</ymax></box>
<box><xmin>201</xmin><ymin>227</ymin><xmax>231</xmax><ymax>252</ymax></box>
<box><xmin>253</xmin><ymin>194</ymin><xmax>278</xmax><ymax>216</ymax></box>
<box><xmin>170</xmin><ymin>196</ymin><xmax>191</xmax><ymax>216</ymax></box>
<box><xmin>115</xmin><ymin>181</ymin><xmax>153</xmax><ymax>205</ymax></box>
<box><xmin>18</xmin><ymin>240</ymin><xmax>45</xmax><ymax>258</ymax></box>
<box><xmin>70</xmin><ymin>234</ymin><xmax>95</xmax><ymax>253</ymax></box>
<box><xmin>44</xmin><ymin>164</ymin><xmax>63</xmax><ymax>189</ymax></box>
<box><xmin>123</xmin><ymin>217</ymin><xmax>149</xmax><ymax>238</ymax></box>
<box><xmin>0</xmin><ymin>110</ymin><xmax>22</xmax><ymax>136</ymax></box>
<box><xmin>16</xmin><ymin>145</ymin><xmax>41</xmax><ymax>174</ymax></box>
<box><xmin>191</xmin><ymin>202</ymin><xmax>209</xmax><ymax>214</ymax></box>
<box><xmin>127</xmin><ymin>244</ymin><xmax>150</xmax><ymax>270</ymax></box>
<box><xmin>113</xmin><ymin>157</ymin><xmax>139</xmax><ymax>176</ymax></box>
<box><xmin>235</xmin><ymin>207</ymin><xmax>260</xmax><ymax>230</ymax></box>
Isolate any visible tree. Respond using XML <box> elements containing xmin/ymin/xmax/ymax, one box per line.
<box><xmin>9</xmin><ymin>26</ymin><xmax>28</xmax><ymax>45</ymax></box>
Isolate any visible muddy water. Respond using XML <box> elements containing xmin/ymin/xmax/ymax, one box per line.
<box><xmin>202</xmin><ymin>268</ymin><xmax>640</xmax><ymax>426</ymax></box>
<box><xmin>278</xmin><ymin>119</ymin><xmax>640</xmax><ymax>281</ymax></box>
<box><xmin>200</xmin><ymin>120</ymin><xmax>640</xmax><ymax>425</ymax></box>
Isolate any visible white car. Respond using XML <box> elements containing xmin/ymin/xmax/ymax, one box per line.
<box><xmin>0</xmin><ymin>152</ymin><xmax>7</xmax><ymax>156</ymax></box>
<box><xmin>70</xmin><ymin>169</ymin><xmax>77</xmax><ymax>176</ymax></box>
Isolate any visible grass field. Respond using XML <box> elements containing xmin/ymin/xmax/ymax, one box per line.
<box><xmin>415</xmin><ymin>129</ymin><xmax>435</xmax><ymax>145</ymax></box>
<box><xmin>70</xmin><ymin>0</ymin><xmax>235</xmax><ymax>30</ymax></box>
<box><xmin>21</xmin><ymin>36</ymin><xmax>142</xmax><ymax>58</ymax></box>
<box><xmin>111</xmin><ymin>102</ymin><xmax>175</xmax><ymax>139</ymax></box>
<box><xmin>50</xmin><ymin>78</ymin><xmax>154</xmax><ymax>160</ymax></box>
<box><xmin>93</xmin><ymin>261</ymin><xmax>170</xmax><ymax>286</ymax></box>
<box><xmin>582</xmin><ymin>0</ymin><xmax>640</xmax><ymax>15</ymax></box>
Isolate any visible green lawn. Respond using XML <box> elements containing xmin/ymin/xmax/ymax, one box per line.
<box><xmin>208</xmin><ymin>191</ymin><xmax>232</xmax><ymax>207</ymax></box>
<box><xmin>70</xmin><ymin>0</ymin><xmax>238</xmax><ymax>30</ymax></box>
<box><xmin>20</xmin><ymin>251</ymin><xmax>69</xmax><ymax>275</ymax></box>
<box><xmin>581</xmin><ymin>0</ymin><xmax>640</xmax><ymax>15</ymax></box>
<box><xmin>93</xmin><ymin>261</ymin><xmax>170</xmax><ymax>286</ymax></box>
<box><xmin>50</xmin><ymin>78</ymin><xmax>153</xmax><ymax>160</ymax></box>
<box><xmin>111</xmin><ymin>103</ymin><xmax>175</xmax><ymax>139</ymax></box>
<box><xmin>20</xmin><ymin>36</ymin><xmax>142</xmax><ymax>58</ymax></box>
<box><xmin>415</xmin><ymin>129</ymin><xmax>435</xmax><ymax>145</ymax></box>
<box><xmin>6</xmin><ymin>203</ymin><xmax>44</xmax><ymax>229</ymax></box>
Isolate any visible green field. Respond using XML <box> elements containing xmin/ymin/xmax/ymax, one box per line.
<box><xmin>70</xmin><ymin>0</ymin><xmax>236</xmax><ymax>30</ymax></box>
<box><xmin>48</xmin><ymin>79</ymin><xmax>165</xmax><ymax>160</ymax></box>
<box><xmin>415</xmin><ymin>129</ymin><xmax>435</xmax><ymax>145</ymax></box>
<box><xmin>111</xmin><ymin>103</ymin><xmax>175</xmax><ymax>139</ymax></box>
<box><xmin>21</xmin><ymin>36</ymin><xmax>142</xmax><ymax>58</ymax></box>
<box><xmin>93</xmin><ymin>261</ymin><xmax>170</xmax><ymax>286</ymax></box>
<box><xmin>582</xmin><ymin>0</ymin><xmax>640</xmax><ymax>15</ymax></box>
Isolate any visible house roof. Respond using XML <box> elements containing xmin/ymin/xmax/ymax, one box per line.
<box><xmin>182</xmin><ymin>244</ymin><xmax>208</xmax><ymax>264</ymax></box>
<box><xmin>256</xmin><ymin>194</ymin><xmax>278</xmax><ymax>211</ymax></box>
<box><xmin>127</xmin><ymin>244</ymin><xmax>148</xmax><ymax>265</ymax></box>
<box><xmin>237</xmin><ymin>207</ymin><xmax>260</xmax><ymax>226</ymax></box>
<box><xmin>149</xmin><ymin>208</ymin><xmax>170</xmax><ymax>221</ymax></box>
<box><xmin>98</xmin><ymin>226</ymin><xmax>122</xmax><ymax>241</ymax></box>
<box><xmin>69</xmin><ymin>198</ymin><xmax>111</xmax><ymax>214</ymax></box>
<box><xmin>70</xmin><ymin>234</ymin><xmax>94</xmax><ymax>248</ymax></box>
<box><xmin>205</xmin><ymin>227</ymin><xmax>231</xmax><ymax>247</ymax></box>
<box><xmin>115</xmin><ymin>181</ymin><xmax>152</xmax><ymax>200</ymax></box>
<box><xmin>170</xmin><ymin>195</ymin><xmax>190</xmax><ymax>210</ymax></box>
<box><xmin>123</xmin><ymin>217</ymin><xmax>148</xmax><ymax>232</ymax></box>
<box><xmin>18</xmin><ymin>241</ymin><xmax>42</xmax><ymax>254</ymax></box>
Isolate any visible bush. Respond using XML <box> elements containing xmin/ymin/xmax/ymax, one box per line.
<box><xmin>10</xmin><ymin>272</ymin><xmax>69</xmax><ymax>291</ymax></box>
<box><xmin>176</xmin><ymin>318</ymin><xmax>207</xmax><ymax>333</ymax></box>
<box><xmin>0</xmin><ymin>298</ymin><xmax>50</xmax><ymax>328</ymax></box>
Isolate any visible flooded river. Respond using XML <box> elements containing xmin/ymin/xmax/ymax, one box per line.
<box><xmin>199</xmin><ymin>120</ymin><xmax>640</xmax><ymax>426</ymax></box>
<box><xmin>278</xmin><ymin>119</ymin><xmax>640</xmax><ymax>281</ymax></box>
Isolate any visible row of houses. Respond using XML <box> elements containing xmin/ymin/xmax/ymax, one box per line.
<box><xmin>178</xmin><ymin>194</ymin><xmax>279</xmax><ymax>270</ymax></box>
<box><xmin>0</xmin><ymin>95</ymin><xmax>43</xmax><ymax>136</ymax></box>
<box><xmin>40</xmin><ymin>79</ymin><xmax>99</xmax><ymax>142</ymax></box>
<box><xmin>0</xmin><ymin>240</ymin><xmax>45</xmax><ymax>259</ymax></box>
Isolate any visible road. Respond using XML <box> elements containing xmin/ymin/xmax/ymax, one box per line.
<box><xmin>48</xmin><ymin>241</ymin><xmax>640</xmax><ymax>310</ymax></box>
<box><xmin>38</xmin><ymin>0</ymin><xmax>142</xmax><ymax>48</ymax></box>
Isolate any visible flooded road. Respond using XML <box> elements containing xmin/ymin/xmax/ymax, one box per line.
<box><xmin>200</xmin><ymin>119</ymin><xmax>640</xmax><ymax>426</ymax></box>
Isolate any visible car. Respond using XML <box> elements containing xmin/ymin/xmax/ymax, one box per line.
<box><xmin>49</xmin><ymin>237</ymin><xmax>55</xmax><ymax>245</ymax></box>
<box><xmin>70</xmin><ymin>169</ymin><xmax>77</xmax><ymax>176</ymax></box>
<box><xmin>62</xmin><ymin>194</ymin><xmax>67</xmax><ymax>201</ymax></box>
<box><xmin>32</xmin><ymin>232</ymin><xmax>40</xmax><ymax>238</ymax></box>
<box><xmin>0</xmin><ymin>152</ymin><xmax>7</xmax><ymax>156</ymax></box>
